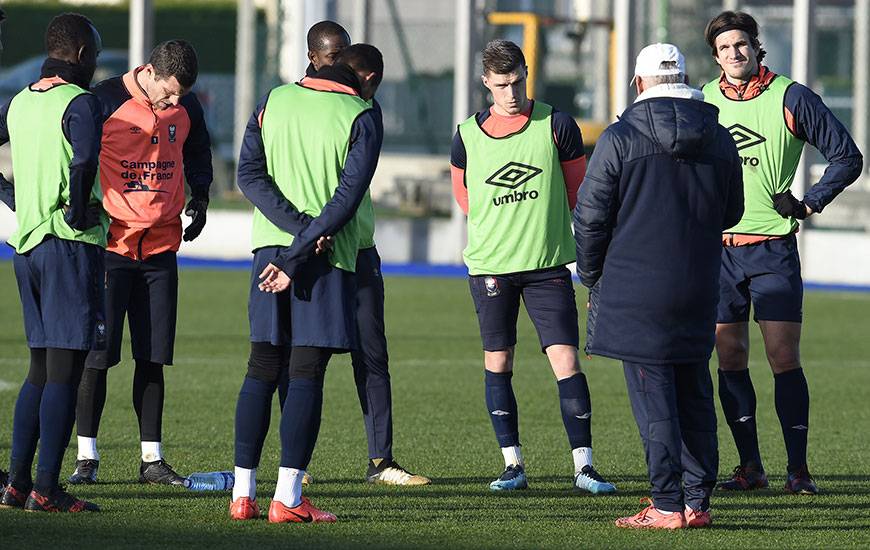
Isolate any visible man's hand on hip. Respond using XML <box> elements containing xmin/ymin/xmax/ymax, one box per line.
<box><xmin>62</xmin><ymin>202</ymin><xmax>104</xmax><ymax>231</ymax></box>
<box><xmin>772</xmin><ymin>191</ymin><xmax>811</xmax><ymax>220</ymax></box>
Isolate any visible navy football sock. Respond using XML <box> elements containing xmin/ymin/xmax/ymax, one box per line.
<box><xmin>277</xmin><ymin>366</ymin><xmax>289</xmax><ymax>411</ymax></box>
<box><xmin>557</xmin><ymin>372</ymin><xmax>593</xmax><ymax>449</ymax></box>
<box><xmin>774</xmin><ymin>368</ymin><xmax>810</xmax><ymax>469</ymax></box>
<box><xmin>34</xmin><ymin>349</ymin><xmax>85</xmax><ymax>494</ymax></box>
<box><xmin>234</xmin><ymin>375</ymin><xmax>277</xmax><ymax>469</ymax></box>
<box><xmin>718</xmin><ymin>369</ymin><xmax>763</xmax><ymax>468</ymax></box>
<box><xmin>9</xmin><ymin>380</ymin><xmax>43</xmax><ymax>488</ymax></box>
<box><xmin>279</xmin><ymin>377</ymin><xmax>324</xmax><ymax>469</ymax></box>
<box><xmin>484</xmin><ymin>370</ymin><xmax>519</xmax><ymax>448</ymax></box>
<box><xmin>35</xmin><ymin>382</ymin><xmax>77</xmax><ymax>493</ymax></box>
<box><xmin>10</xmin><ymin>349</ymin><xmax>47</xmax><ymax>488</ymax></box>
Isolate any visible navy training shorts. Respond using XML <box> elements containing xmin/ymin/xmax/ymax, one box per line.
<box><xmin>13</xmin><ymin>236</ymin><xmax>106</xmax><ymax>351</ymax></box>
<box><xmin>85</xmin><ymin>250</ymin><xmax>178</xmax><ymax>369</ymax></box>
<box><xmin>718</xmin><ymin>235</ymin><xmax>803</xmax><ymax>324</ymax></box>
<box><xmin>289</xmin><ymin>252</ymin><xmax>358</xmax><ymax>351</ymax></box>
<box><xmin>249</xmin><ymin>246</ymin><xmax>292</xmax><ymax>346</ymax></box>
<box><xmin>249</xmin><ymin>247</ymin><xmax>358</xmax><ymax>351</ymax></box>
<box><xmin>468</xmin><ymin>265</ymin><xmax>579</xmax><ymax>352</ymax></box>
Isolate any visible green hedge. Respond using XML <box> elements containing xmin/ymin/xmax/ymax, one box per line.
<box><xmin>1</xmin><ymin>1</ymin><xmax>251</xmax><ymax>73</ymax></box>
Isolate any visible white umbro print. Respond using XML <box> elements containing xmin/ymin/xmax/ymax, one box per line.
<box><xmin>737</xmin><ymin>416</ymin><xmax>754</xmax><ymax>423</ymax></box>
<box><xmin>491</xmin><ymin>410</ymin><xmax>510</xmax><ymax>416</ymax></box>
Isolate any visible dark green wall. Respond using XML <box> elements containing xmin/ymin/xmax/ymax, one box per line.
<box><xmin>1</xmin><ymin>2</ymin><xmax>243</xmax><ymax>73</ymax></box>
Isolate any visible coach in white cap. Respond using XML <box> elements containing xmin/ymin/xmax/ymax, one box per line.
<box><xmin>630</xmin><ymin>42</ymin><xmax>701</xmax><ymax>100</ymax></box>
<box><xmin>574</xmin><ymin>42</ymin><xmax>744</xmax><ymax>529</ymax></box>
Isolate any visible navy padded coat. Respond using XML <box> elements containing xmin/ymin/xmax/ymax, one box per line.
<box><xmin>573</xmin><ymin>94</ymin><xmax>744</xmax><ymax>365</ymax></box>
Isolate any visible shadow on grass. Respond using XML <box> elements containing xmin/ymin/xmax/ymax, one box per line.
<box><xmin>71</xmin><ymin>480</ymin><xmax>140</xmax><ymax>486</ymax></box>
<box><xmin>714</xmin><ymin>522</ymin><xmax>870</xmax><ymax>532</ymax></box>
<box><xmin>714</xmin><ymin>499</ymin><xmax>870</xmax><ymax>511</ymax></box>
<box><xmin>431</xmin><ymin>474</ymin><xmax>653</xmax><ymax>485</ymax></box>
<box><xmin>95</xmin><ymin>486</ymin><xmax>651</xmax><ymax>501</ymax></box>
<box><xmin>0</xmin><ymin>516</ymin><xmax>451</xmax><ymax>550</ymax></box>
<box><xmin>87</xmin><ymin>490</ymin><xmax>224</xmax><ymax>501</ymax></box>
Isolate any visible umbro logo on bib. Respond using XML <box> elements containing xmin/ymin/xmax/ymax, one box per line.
<box><xmin>728</xmin><ymin>124</ymin><xmax>766</xmax><ymax>151</ymax></box>
<box><xmin>485</xmin><ymin>162</ymin><xmax>543</xmax><ymax>189</ymax></box>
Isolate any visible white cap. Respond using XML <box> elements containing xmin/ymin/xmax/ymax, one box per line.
<box><xmin>632</xmin><ymin>43</ymin><xmax>686</xmax><ymax>84</ymax></box>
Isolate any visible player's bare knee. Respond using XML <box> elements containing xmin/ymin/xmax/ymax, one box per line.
<box><xmin>718</xmin><ymin>347</ymin><xmax>749</xmax><ymax>371</ymax></box>
<box><xmin>484</xmin><ymin>348</ymin><xmax>513</xmax><ymax>373</ymax></box>
<box><xmin>545</xmin><ymin>344</ymin><xmax>580</xmax><ymax>379</ymax></box>
<box><xmin>766</xmin><ymin>348</ymin><xmax>801</xmax><ymax>374</ymax></box>
<box><xmin>715</xmin><ymin>328</ymin><xmax>749</xmax><ymax>371</ymax></box>
<box><xmin>716</xmin><ymin>340</ymin><xmax>748</xmax><ymax>368</ymax></box>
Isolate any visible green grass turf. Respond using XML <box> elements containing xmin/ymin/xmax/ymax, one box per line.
<box><xmin>0</xmin><ymin>264</ymin><xmax>868</xmax><ymax>548</ymax></box>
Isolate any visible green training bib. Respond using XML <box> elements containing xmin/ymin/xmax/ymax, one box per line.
<box><xmin>252</xmin><ymin>83</ymin><xmax>370</xmax><ymax>271</ymax></box>
<box><xmin>356</xmin><ymin>190</ymin><xmax>375</xmax><ymax>250</ymax></box>
<box><xmin>459</xmin><ymin>101</ymin><xmax>574</xmax><ymax>275</ymax></box>
<box><xmin>6</xmin><ymin>83</ymin><xmax>107</xmax><ymax>253</ymax></box>
<box><xmin>703</xmin><ymin>75</ymin><xmax>805</xmax><ymax>235</ymax></box>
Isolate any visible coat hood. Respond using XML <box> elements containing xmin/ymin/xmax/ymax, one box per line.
<box><xmin>621</xmin><ymin>89</ymin><xmax>720</xmax><ymax>158</ymax></box>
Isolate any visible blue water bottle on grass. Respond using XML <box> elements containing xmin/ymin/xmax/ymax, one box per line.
<box><xmin>185</xmin><ymin>471</ymin><xmax>235</xmax><ymax>491</ymax></box>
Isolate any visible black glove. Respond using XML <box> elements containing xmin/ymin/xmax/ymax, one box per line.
<box><xmin>63</xmin><ymin>202</ymin><xmax>104</xmax><ymax>231</ymax></box>
<box><xmin>183</xmin><ymin>196</ymin><xmax>209</xmax><ymax>241</ymax></box>
<box><xmin>771</xmin><ymin>191</ymin><xmax>808</xmax><ymax>220</ymax></box>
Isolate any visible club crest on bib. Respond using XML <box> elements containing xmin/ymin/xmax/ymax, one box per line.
<box><xmin>484</xmin><ymin>276</ymin><xmax>500</xmax><ymax>297</ymax></box>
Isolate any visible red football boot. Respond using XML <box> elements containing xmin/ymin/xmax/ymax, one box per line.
<box><xmin>229</xmin><ymin>496</ymin><xmax>260</xmax><ymax>520</ymax></box>
<box><xmin>685</xmin><ymin>506</ymin><xmax>712</xmax><ymax>528</ymax></box>
<box><xmin>24</xmin><ymin>486</ymin><xmax>99</xmax><ymax>512</ymax></box>
<box><xmin>717</xmin><ymin>464</ymin><xmax>768</xmax><ymax>491</ymax></box>
<box><xmin>0</xmin><ymin>483</ymin><xmax>30</xmax><ymax>509</ymax></box>
<box><xmin>268</xmin><ymin>496</ymin><xmax>336</xmax><ymax>524</ymax></box>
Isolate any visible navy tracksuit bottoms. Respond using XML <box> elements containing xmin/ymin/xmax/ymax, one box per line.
<box><xmin>623</xmin><ymin>361</ymin><xmax>718</xmax><ymax>512</ymax></box>
<box><xmin>351</xmin><ymin>247</ymin><xmax>393</xmax><ymax>460</ymax></box>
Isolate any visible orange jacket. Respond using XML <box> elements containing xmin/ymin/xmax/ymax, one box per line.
<box><xmin>94</xmin><ymin>68</ymin><xmax>212</xmax><ymax>259</ymax></box>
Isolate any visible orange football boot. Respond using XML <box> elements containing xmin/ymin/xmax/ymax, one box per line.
<box><xmin>229</xmin><ymin>497</ymin><xmax>260</xmax><ymax>520</ymax></box>
<box><xmin>615</xmin><ymin>498</ymin><xmax>687</xmax><ymax>529</ymax></box>
<box><xmin>268</xmin><ymin>496</ymin><xmax>336</xmax><ymax>524</ymax></box>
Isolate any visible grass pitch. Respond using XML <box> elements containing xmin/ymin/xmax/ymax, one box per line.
<box><xmin>0</xmin><ymin>264</ymin><xmax>868</xmax><ymax>548</ymax></box>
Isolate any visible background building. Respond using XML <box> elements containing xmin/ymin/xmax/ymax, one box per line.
<box><xmin>1</xmin><ymin>0</ymin><xmax>868</xmax><ymax>284</ymax></box>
